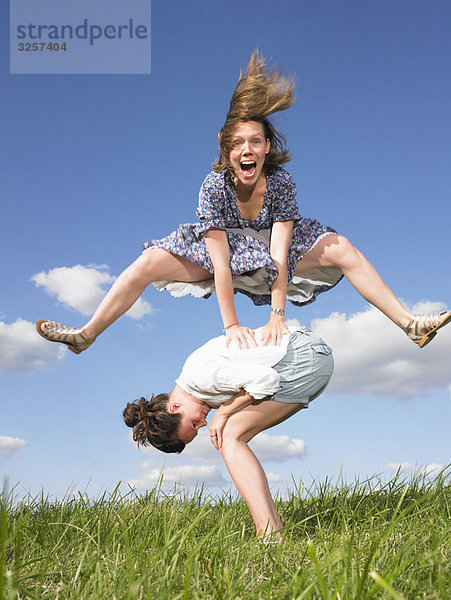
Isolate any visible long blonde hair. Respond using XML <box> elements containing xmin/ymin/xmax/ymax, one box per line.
<box><xmin>213</xmin><ymin>50</ymin><xmax>295</xmax><ymax>173</ymax></box>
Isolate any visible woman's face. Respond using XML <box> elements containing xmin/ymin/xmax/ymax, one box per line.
<box><xmin>229</xmin><ymin>121</ymin><xmax>270</xmax><ymax>187</ymax></box>
<box><xmin>174</xmin><ymin>398</ymin><xmax>211</xmax><ymax>444</ymax></box>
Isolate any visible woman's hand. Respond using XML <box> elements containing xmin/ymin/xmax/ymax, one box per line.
<box><xmin>208</xmin><ymin>391</ymin><xmax>255</xmax><ymax>449</ymax></box>
<box><xmin>262</xmin><ymin>314</ymin><xmax>290</xmax><ymax>346</ymax></box>
<box><xmin>225</xmin><ymin>324</ymin><xmax>257</xmax><ymax>349</ymax></box>
<box><xmin>208</xmin><ymin>411</ymin><xmax>229</xmax><ymax>450</ymax></box>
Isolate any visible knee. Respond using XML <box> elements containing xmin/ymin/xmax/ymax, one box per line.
<box><xmin>323</xmin><ymin>235</ymin><xmax>358</xmax><ymax>268</ymax></box>
<box><xmin>220</xmin><ymin>429</ymin><xmax>239</xmax><ymax>455</ymax></box>
<box><xmin>132</xmin><ymin>248</ymin><xmax>166</xmax><ymax>280</ymax></box>
<box><xmin>219</xmin><ymin>437</ymin><xmax>248</xmax><ymax>463</ymax></box>
<box><xmin>220</xmin><ymin>424</ymin><xmax>255</xmax><ymax>456</ymax></box>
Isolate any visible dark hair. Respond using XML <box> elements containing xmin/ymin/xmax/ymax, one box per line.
<box><xmin>123</xmin><ymin>394</ymin><xmax>185</xmax><ymax>454</ymax></box>
<box><xmin>212</xmin><ymin>50</ymin><xmax>295</xmax><ymax>173</ymax></box>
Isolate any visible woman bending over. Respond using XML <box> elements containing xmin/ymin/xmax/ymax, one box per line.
<box><xmin>37</xmin><ymin>51</ymin><xmax>450</xmax><ymax>351</ymax></box>
<box><xmin>123</xmin><ymin>324</ymin><xmax>334</xmax><ymax>541</ymax></box>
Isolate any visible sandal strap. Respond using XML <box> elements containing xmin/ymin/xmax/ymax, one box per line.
<box><xmin>41</xmin><ymin>321</ymin><xmax>95</xmax><ymax>350</ymax></box>
<box><xmin>405</xmin><ymin>311</ymin><xmax>451</xmax><ymax>344</ymax></box>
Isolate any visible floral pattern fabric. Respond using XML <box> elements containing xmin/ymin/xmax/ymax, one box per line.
<box><xmin>143</xmin><ymin>167</ymin><xmax>343</xmax><ymax>306</ymax></box>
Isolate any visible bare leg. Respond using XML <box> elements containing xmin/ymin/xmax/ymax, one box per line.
<box><xmin>295</xmin><ymin>234</ymin><xmax>413</xmax><ymax>329</ymax></box>
<box><xmin>83</xmin><ymin>249</ymin><xmax>211</xmax><ymax>338</ymax></box>
<box><xmin>39</xmin><ymin>249</ymin><xmax>212</xmax><ymax>343</ymax></box>
<box><xmin>83</xmin><ymin>248</ymin><xmax>212</xmax><ymax>338</ymax></box>
<box><xmin>220</xmin><ymin>401</ymin><xmax>302</xmax><ymax>540</ymax></box>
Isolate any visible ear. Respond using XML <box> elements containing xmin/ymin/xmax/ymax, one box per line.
<box><xmin>265</xmin><ymin>139</ymin><xmax>270</xmax><ymax>154</ymax></box>
<box><xmin>167</xmin><ymin>402</ymin><xmax>181</xmax><ymax>415</ymax></box>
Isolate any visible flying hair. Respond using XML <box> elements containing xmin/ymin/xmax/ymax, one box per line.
<box><xmin>213</xmin><ymin>50</ymin><xmax>296</xmax><ymax>173</ymax></box>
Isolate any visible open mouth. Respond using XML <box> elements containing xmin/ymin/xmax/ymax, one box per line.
<box><xmin>240</xmin><ymin>160</ymin><xmax>257</xmax><ymax>178</ymax></box>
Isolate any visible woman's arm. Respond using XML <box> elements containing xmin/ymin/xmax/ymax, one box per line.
<box><xmin>208</xmin><ymin>390</ymin><xmax>255</xmax><ymax>449</ymax></box>
<box><xmin>262</xmin><ymin>220</ymin><xmax>293</xmax><ymax>345</ymax></box>
<box><xmin>204</xmin><ymin>228</ymin><xmax>256</xmax><ymax>348</ymax></box>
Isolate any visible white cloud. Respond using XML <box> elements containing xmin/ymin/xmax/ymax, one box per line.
<box><xmin>249</xmin><ymin>433</ymin><xmax>305</xmax><ymax>462</ymax></box>
<box><xmin>127</xmin><ymin>298</ymin><xmax>154</xmax><ymax>320</ymax></box>
<box><xmin>32</xmin><ymin>264</ymin><xmax>153</xmax><ymax>319</ymax></box>
<box><xmin>293</xmin><ymin>301</ymin><xmax>451</xmax><ymax>399</ymax></box>
<box><xmin>0</xmin><ymin>436</ymin><xmax>28</xmax><ymax>458</ymax></box>
<box><xmin>183</xmin><ymin>429</ymin><xmax>223</xmax><ymax>462</ymax></box>
<box><xmin>136</xmin><ymin>459</ymin><xmax>157</xmax><ymax>471</ymax></box>
<box><xmin>32</xmin><ymin>264</ymin><xmax>114</xmax><ymax>315</ymax></box>
<box><xmin>0</xmin><ymin>319</ymin><xmax>66</xmax><ymax>374</ymax></box>
<box><xmin>128</xmin><ymin>429</ymin><xmax>221</xmax><ymax>462</ymax></box>
<box><xmin>386</xmin><ymin>462</ymin><xmax>413</xmax><ymax>473</ymax></box>
<box><xmin>286</xmin><ymin>318</ymin><xmax>303</xmax><ymax>328</ymax></box>
<box><xmin>415</xmin><ymin>463</ymin><xmax>445</xmax><ymax>480</ymax></box>
<box><xmin>267</xmin><ymin>472</ymin><xmax>284</xmax><ymax>483</ymax></box>
<box><xmin>133</xmin><ymin>429</ymin><xmax>306</xmax><ymax>464</ymax></box>
<box><xmin>386</xmin><ymin>462</ymin><xmax>447</xmax><ymax>480</ymax></box>
<box><xmin>128</xmin><ymin>463</ymin><xmax>227</xmax><ymax>491</ymax></box>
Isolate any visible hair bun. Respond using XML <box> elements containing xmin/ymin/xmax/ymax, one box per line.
<box><xmin>122</xmin><ymin>393</ymin><xmax>185</xmax><ymax>454</ymax></box>
<box><xmin>123</xmin><ymin>397</ymin><xmax>149</xmax><ymax>428</ymax></box>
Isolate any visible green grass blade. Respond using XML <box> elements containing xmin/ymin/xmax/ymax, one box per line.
<box><xmin>307</xmin><ymin>539</ymin><xmax>330</xmax><ymax>600</ymax></box>
<box><xmin>370</xmin><ymin>570</ymin><xmax>406</xmax><ymax>600</ymax></box>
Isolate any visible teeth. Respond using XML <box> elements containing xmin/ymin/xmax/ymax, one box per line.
<box><xmin>241</xmin><ymin>161</ymin><xmax>255</xmax><ymax>165</ymax></box>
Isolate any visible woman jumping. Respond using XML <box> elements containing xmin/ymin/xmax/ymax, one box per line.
<box><xmin>123</xmin><ymin>324</ymin><xmax>334</xmax><ymax>541</ymax></box>
<box><xmin>36</xmin><ymin>51</ymin><xmax>450</xmax><ymax>351</ymax></box>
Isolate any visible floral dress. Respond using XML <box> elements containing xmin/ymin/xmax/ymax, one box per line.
<box><xmin>143</xmin><ymin>167</ymin><xmax>343</xmax><ymax>306</ymax></box>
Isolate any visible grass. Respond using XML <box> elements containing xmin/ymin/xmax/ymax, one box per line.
<box><xmin>1</xmin><ymin>471</ymin><xmax>449</xmax><ymax>599</ymax></box>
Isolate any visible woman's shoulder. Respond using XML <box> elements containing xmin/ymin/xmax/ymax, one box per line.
<box><xmin>201</xmin><ymin>170</ymin><xmax>226</xmax><ymax>189</ymax></box>
<box><xmin>266</xmin><ymin>166</ymin><xmax>296</xmax><ymax>191</ymax></box>
<box><xmin>200</xmin><ymin>170</ymin><xmax>236</xmax><ymax>203</ymax></box>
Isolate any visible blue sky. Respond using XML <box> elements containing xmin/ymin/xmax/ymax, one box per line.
<box><xmin>1</xmin><ymin>0</ymin><xmax>450</xmax><ymax>499</ymax></box>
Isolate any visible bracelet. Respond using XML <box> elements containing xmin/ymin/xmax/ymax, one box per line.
<box><xmin>224</xmin><ymin>320</ymin><xmax>239</xmax><ymax>331</ymax></box>
<box><xmin>271</xmin><ymin>308</ymin><xmax>285</xmax><ymax>316</ymax></box>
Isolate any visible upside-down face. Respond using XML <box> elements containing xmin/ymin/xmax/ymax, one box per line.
<box><xmin>229</xmin><ymin>121</ymin><xmax>270</xmax><ymax>187</ymax></box>
<box><xmin>172</xmin><ymin>397</ymin><xmax>211</xmax><ymax>444</ymax></box>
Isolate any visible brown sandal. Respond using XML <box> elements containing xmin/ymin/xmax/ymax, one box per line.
<box><xmin>404</xmin><ymin>311</ymin><xmax>451</xmax><ymax>348</ymax></box>
<box><xmin>35</xmin><ymin>320</ymin><xmax>96</xmax><ymax>354</ymax></box>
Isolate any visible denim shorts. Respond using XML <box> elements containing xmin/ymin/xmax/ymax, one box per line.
<box><xmin>270</xmin><ymin>328</ymin><xmax>334</xmax><ymax>407</ymax></box>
